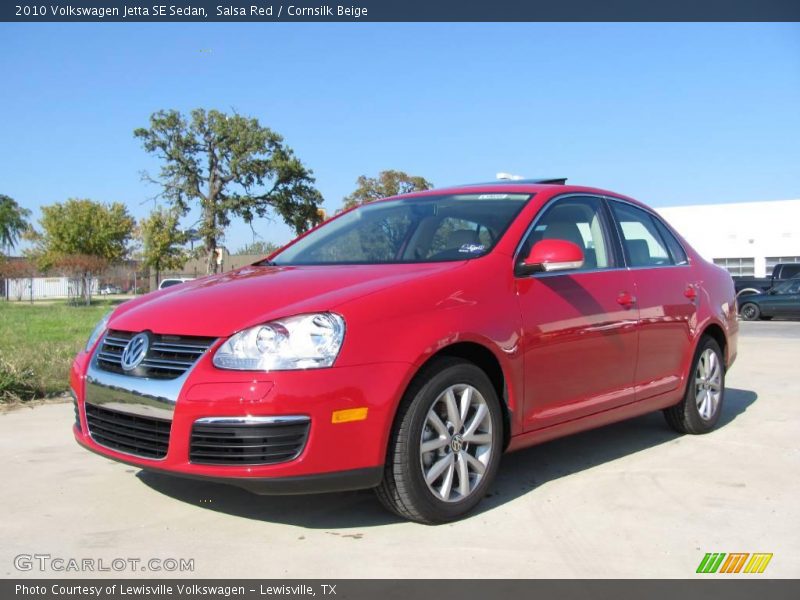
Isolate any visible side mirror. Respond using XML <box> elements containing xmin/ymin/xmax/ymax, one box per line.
<box><xmin>516</xmin><ymin>239</ymin><xmax>584</xmax><ymax>276</ymax></box>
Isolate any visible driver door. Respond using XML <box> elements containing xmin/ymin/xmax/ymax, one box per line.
<box><xmin>766</xmin><ymin>279</ymin><xmax>800</xmax><ymax>317</ymax></box>
<box><xmin>515</xmin><ymin>195</ymin><xmax>640</xmax><ymax>431</ymax></box>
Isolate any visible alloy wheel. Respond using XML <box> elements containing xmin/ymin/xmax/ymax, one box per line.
<box><xmin>419</xmin><ymin>384</ymin><xmax>493</xmax><ymax>503</ymax></box>
<box><xmin>695</xmin><ymin>348</ymin><xmax>722</xmax><ymax>420</ymax></box>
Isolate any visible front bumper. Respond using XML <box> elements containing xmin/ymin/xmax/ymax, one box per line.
<box><xmin>71</xmin><ymin>350</ymin><xmax>411</xmax><ymax>493</ymax></box>
<box><xmin>75</xmin><ymin>438</ymin><xmax>382</xmax><ymax>494</ymax></box>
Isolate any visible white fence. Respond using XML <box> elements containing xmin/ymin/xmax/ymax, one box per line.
<box><xmin>4</xmin><ymin>277</ymin><xmax>98</xmax><ymax>301</ymax></box>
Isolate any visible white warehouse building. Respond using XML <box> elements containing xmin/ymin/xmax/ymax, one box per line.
<box><xmin>656</xmin><ymin>198</ymin><xmax>800</xmax><ymax>278</ymax></box>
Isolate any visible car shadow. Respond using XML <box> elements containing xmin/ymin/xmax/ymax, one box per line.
<box><xmin>137</xmin><ymin>387</ymin><xmax>757</xmax><ymax>529</ymax></box>
<box><xmin>477</xmin><ymin>387</ymin><xmax>756</xmax><ymax>516</ymax></box>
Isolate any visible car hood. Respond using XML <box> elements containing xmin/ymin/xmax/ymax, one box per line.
<box><xmin>110</xmin><ymin>262</ymin><xmax>465</xmax><ymax>337</ymax></box>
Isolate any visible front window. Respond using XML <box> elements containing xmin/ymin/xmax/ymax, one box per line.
<box><xmin>772</xmin><ymin>278</ymin><xmax>800</xmax><ymax>295</ymax></box>
<box><xmin>518</xmin><ymin>195</ymin><xmax>615</xmax><ymax>271</ymax></box>
<box><xmin>270</xmin><ymin>193</ymin><xmax>531</xmax><ymax>265</ymax></box>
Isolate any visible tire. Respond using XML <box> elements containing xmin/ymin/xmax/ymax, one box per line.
<box><xmin>739</xmin><ymin>302</ymin><xmax>761</xmax><ymax>321</ymax></box>
<box><xmin>376</xmin><ymin>357</ymin><xmax>504</xmax><ymax>524</ymax></box>
<box><xmin>663</xmin><ymin>337</ymin><xmax>725</xmax><ymax>434</ymax></box>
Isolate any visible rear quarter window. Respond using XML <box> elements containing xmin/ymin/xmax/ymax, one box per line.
<box><xmin>652</xmin><ymin>217</ymin><xmax>689</xmax><ymax>266</ymax></box>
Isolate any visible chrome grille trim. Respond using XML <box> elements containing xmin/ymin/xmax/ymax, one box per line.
<box><xmin>195</xmin><ymin>416</ymin><xmax>310</xmax><ymax>425</ymax></box>
<box><xmin>86</xmin><ymin>343</ymin><xmax>207</xmax><ymax>420</ymax></box>
<box><xmin>95</xmin><ymin>330</ymin><xmax>215</xmax><ymax>380</ymax></box>
<box><xmin>150</xmin><ymin>342</ymin><xmax>208</xmax><ymax>353</ymax></box>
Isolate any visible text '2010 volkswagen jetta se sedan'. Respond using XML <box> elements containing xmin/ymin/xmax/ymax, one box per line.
<box><xmin>72</xmin><ymin>179</ymin><xmax>738</xmax><ymax>523</ymax></box>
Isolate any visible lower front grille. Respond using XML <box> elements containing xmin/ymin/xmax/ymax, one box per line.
<box><xmin>73</xmin><ymin>399</ymin><xmax>81</xmax><ymax>432</ymax></box>
<box><xmin>190</xmin><ymin>418</ymin><xmax>310</xmax><ymax>465</ymax></box>
<box><xmin>85</xmin><ymin>403</ymin><xmax>171</xmax><ymax>460</ymax></box>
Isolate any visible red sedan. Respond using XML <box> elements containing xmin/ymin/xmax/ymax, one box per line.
<box><xmin>72</xmin><ymin>180</ymin><xmax>738</xmax><ymax>523</ymax></box>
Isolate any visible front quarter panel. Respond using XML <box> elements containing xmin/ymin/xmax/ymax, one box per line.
<box><xmin>333</xmin><ymin>252</ymin><xmax>525</xmax><ymax>436</ymax></box>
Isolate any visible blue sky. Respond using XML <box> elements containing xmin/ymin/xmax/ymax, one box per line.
<box><xmin>1</xmin><ymin>23</ymin><xmax>799</xmax><ymax>250</ymax></box>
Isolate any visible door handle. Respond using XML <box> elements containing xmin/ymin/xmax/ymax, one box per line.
<box><xmin>617</xmin><ymin>292</ymin><xmax>637</xmax><ymax>308</ymax></box>
<box><xmin>684</xmin><ymin>285</ymin><xmax>697</xmax><ymax>302</ymax></box>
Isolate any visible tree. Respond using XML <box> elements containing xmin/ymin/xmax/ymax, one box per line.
<box><xmin>139</xmin><ymin>207</ymin><xmax>189</xmax><ymax>286</ymax></box>
<box><xmin>134</xmin><ymin>109</ymin><xmax>324</xmax><ymax>274</ymax></box>
<box><xmin>236</xmin><ymin>240</ymin><xmax>281</xmax><ymax>256</ymax></box>
<box><xmin>30</xmin><ymin>199</ymin><xmax>134</xmax><ymax>305</ymax></box>
<box><xmin>0</xmin><ymin>194</ymin><xmax>31</xmax><ymax>255</ymax></box>
<box><xmin>56</xmin><ymin>255</ymin><xmax>110</xmax><ymax>306</ymax></box>
<box><xmin>0</xmin><ymin>257</ymin><xmax>36</xmax><ymax>302</ymax></box>
<box><xmin>342</xmin><ymin>170</ymin><xmax>433</xmax><ymax>210</ymax></box>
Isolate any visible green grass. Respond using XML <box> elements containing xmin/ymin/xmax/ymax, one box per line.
<box><xmin>0</xmin><ymin>299</ymin><xmax>123</xmax><ymax>402</ymax></box>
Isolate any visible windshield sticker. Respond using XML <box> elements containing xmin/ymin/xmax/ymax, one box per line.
<box><xmin>478</xmin><ymin>194</ymin><xmax>509</xmax><ymax>200</ymax></box>
<box><xmin>459</xmin><ymin>244</ymin><xmax>486</xmax><ymax>254</ymax></box>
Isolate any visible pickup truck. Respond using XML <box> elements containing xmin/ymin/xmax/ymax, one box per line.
<box><xmin>733</xmin><ymin>262</ymin><xmax>800</xmax><ymax>297</ymax></box>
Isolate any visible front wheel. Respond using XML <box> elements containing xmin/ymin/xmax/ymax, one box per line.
<box><xmin>739</xmin><ymin>302</ymin><xmax>761</xmax><ymax>321</ymax></box>
<box><xmin>663</xmin><ymin>336</ymin><xmax>725</xmax><ymax>434</ymax></box>
<box><xmin>376</xmin><ymin>358</ymin><xmax>503</xmax><ymax>524</ymax></box>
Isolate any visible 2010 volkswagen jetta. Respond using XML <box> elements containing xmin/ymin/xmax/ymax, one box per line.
<box><xmin>72</xmin><ymin>179</ymin><xmax>738</xmax><ymax>523</ymax></box>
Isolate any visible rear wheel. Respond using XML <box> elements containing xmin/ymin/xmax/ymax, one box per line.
<box><xmin>739</xmin><ymin>302</ymin><xmax>761</xmax><ymax>321</ymax></box>
<box><xmin>376</xmin><ymin>358</ymin><xmax>503</xmax><ymax>524</ymax></box>
<box><xmin>663</xmin><ymin>336</ymin><xmax>725</xmax><ymax>434</ymax></box>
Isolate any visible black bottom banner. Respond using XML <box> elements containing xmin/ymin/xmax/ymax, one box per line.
<box><xmin>5</xmin><ymin>580</ymin><xmax>800</xmax><ymax>600</ymax></box>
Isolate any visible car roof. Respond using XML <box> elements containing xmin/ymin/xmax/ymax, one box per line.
<box><xmin>379</xmin><ymin>180</ymin><xmax>640</xmax><ymax>205</ymax></box>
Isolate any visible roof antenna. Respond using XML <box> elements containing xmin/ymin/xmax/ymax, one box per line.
<box><xmin>496</xmin><ymin>172</ymin><xmax>524</xmax><ymax>181</ymax></box>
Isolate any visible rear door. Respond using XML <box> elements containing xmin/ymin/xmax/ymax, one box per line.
<box><xmin>515</xmin><ymin>195</ymin><xmax>639</xmax><ymax>431</ymax></box>
<box><xmin>608</xmin><ymin>199</ymin><xmax>697</xmax><ymax>400</ymax></box>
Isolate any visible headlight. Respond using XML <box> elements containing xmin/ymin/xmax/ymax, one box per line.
<box><xmin>85</xmin><ymin>311</ymin><xmax>112</xmax><ymax>352</ymax></box>
<box><xmin>213</xmin><ymin>313</ymin><xmax>345</xmax><ymax>371</ymax></box>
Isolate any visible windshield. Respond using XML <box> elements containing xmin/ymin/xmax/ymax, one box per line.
<box><xmin>270</xmin><ymin>193</ymin><xmax>531</xmax><ymax>266</ymax></box>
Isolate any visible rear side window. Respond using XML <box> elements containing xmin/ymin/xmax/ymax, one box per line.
<box><xmin>652</xmin><ymin>217</ymin><xmax>689</xmax><ymax>265</ymax></box>
<box><xmin>610</xmin><ymin>201</ymin><xmax>674</xmax><ymax>268</ymax></box>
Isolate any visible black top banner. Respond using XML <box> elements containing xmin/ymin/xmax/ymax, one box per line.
<box><xmin>4</xmin><ymin>0</ymin><xmax>800</xmax><ymax>22</ymax></box>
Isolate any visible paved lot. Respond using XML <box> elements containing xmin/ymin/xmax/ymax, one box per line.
<box><xmin>2</xmin><ymin>321</ymin><xmax>799</xmax><ymax>578</ymax></box>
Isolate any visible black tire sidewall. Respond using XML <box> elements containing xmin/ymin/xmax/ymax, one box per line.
<box><xmin>684</xmin><ymin>338</ymin><xmax>725</xmax><ymax>432</ymax></box>
<box><xmin>399</xmin><ymin>361</ymin><xmax>503</xmax><ymax>523</ymax></box>
<box><xmin>740</xmin><ymin>303</ymin><xmax>760</xmax><ymax>321</ymax></box>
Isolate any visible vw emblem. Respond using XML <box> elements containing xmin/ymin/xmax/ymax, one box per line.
<box><xmin>450</xmin><ymin>434</ymin><xmax>464</xmax><ymax>454</ymax></box>
<box><xmin>120</xmin><ymin>332</ymin><xmax>149</xmax><ymax>371</ymax></box>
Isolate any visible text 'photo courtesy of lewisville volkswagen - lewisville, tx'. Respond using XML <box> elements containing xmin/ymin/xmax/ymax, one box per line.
<box><xmin>1</xmin><ymin>3</ymin><xmax>799</xmax><ymax>598</ymax></box>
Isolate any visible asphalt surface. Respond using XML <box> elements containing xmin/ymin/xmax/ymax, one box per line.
<box><xmin>2</xmin><ymin>320</ymin><xmax>799</xmax><ymax>578</ymax></box>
